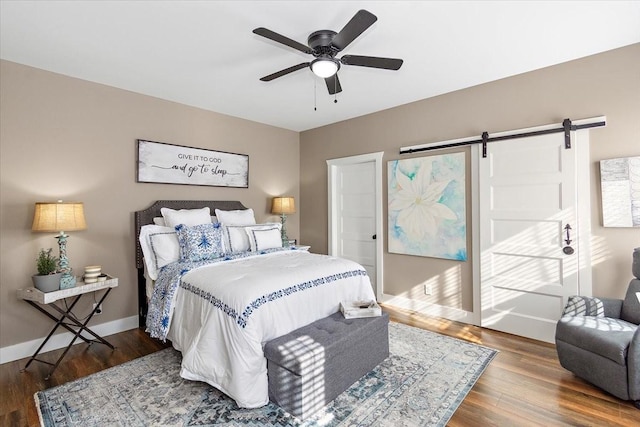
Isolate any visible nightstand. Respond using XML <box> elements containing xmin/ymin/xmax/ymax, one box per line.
<box><xmin>17</xmin><ymin>275</ymin><xmax>118</xmax><ymax>379</ymax></box>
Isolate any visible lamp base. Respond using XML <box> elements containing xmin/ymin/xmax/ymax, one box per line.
<box><xmin>280</xmin><ymin>213</ymin><xmax>290</xmax><ymax>247</ymax></box>
<box><xmin>60</xmin><ymin>272</ymin><xmax>76</xmax><ymax>289</ymax></box>
<box><xmin>56</xmin><ymin>232</ymin><xmax>76</xmax><ymax>289</ymax></box>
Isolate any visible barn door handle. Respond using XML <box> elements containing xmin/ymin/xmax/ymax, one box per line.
<box><xmin>563</xmin><ymin>224</ymin><xmax>574</xmax><ymax>255</ymax></box>
<box><xmin>564</xmin><ymin>224</ymin><xmax>572</xmax><ymax>245</ymax></box>
<box><xmin>372</xmin><ymin>234</ymin><xmax>377</xmax><ymax>240</ymax></box>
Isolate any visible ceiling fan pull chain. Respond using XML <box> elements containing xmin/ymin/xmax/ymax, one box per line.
<box><xmin>334</xmin><ymin>78</ymin><xmax>338</xmax><ymax>104</ymax></box>
<box><xmin>314</xmin><ymin>78</ymin><xmax>317</xmax><ymax>111</ymax></box>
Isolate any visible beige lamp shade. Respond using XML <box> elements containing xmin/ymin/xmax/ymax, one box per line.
<box><xmin>32</xmin><ymin>202</ymin><xmax>87</xmax><ymax>232</ymax></box>
<box><xmin>271</xmin><ymin>196</ymin><xmax>296</xmax><ymax>215</ymax></box>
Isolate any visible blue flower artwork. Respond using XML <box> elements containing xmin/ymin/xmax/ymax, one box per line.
<box><xmin>388</xmin><ymin>153</ymin><xmax>467</xmax><ymax>260</ymax></box>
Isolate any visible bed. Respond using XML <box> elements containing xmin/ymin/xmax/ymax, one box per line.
<box><xmin>134</xmin><ymin>200</ymin><xmax>376</xmax><ymax>408</ymax></box>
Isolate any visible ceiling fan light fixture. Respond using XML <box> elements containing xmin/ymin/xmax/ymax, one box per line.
<box><xmin>311</xmin><ymin>58</ymin><xmax>339</xmax><ymax>78</ymax></box>
<box><xmin>255</xmin><ymin>10</ymin><xmax>401</xmax><ymax>95</ymax></box>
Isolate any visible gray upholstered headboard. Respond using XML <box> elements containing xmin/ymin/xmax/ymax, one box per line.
<box><xmin>134</xmin><ymin>200</ymin><xmax>248</xmax><ymax>327</ymax></box>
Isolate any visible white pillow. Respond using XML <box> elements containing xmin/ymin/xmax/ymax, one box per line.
<box><xmin>223</xmin><ymin>225</ymin><xmax>253</xmax><ymax>253</ymax></box>
<box><xmin>215</xmin><ymin>208</ymin><xmax>256</xmax><ymax>226</ymax></box>
<box><xmin>160</xmin><ymin>207</ymin><xmax>212</xmax><ymax>229</ymax></box>
<box><xmin>247</xmin><ymin>226</ymin><xmax>283</xmax><ymax>251</ymax></box>
<box><xmin>139</xmin><ymin>225</ymin><xmax>180</xmax><ymax>280</ymax></box>
<box><xmin>223</xmin><ymin>222</ymin><xmax>281</xmax><ymax>253</ymax></box>
<box><xmin>153</xmin><ymin>216</ymin><xmax>217</xmax><ymax>226</ymax></box>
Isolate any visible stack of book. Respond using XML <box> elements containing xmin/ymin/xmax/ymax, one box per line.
<box><xmin>340</xmin><ymin>300</ymin><xmax>382</xmax><ymax>319</ymax></box>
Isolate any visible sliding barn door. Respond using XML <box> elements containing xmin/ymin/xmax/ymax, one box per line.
<box><xmin>479</xmin><ymin>133</ymin><xmax>580</xmax><ymax>343</ymax></box>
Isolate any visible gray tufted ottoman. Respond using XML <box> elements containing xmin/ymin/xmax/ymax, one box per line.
<box><xmin>264</xmin><ymin>311</ymin><xmax>389</xmax><ymax>419</ymax></box>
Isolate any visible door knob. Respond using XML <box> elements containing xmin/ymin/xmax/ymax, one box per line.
<box><xmin>372</xmin><ymin>234</ymin><xmax>377</xmax><ymax>240</ymax></box>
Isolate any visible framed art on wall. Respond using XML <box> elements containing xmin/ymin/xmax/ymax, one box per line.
<box><xmin>600</xmin><ymin>155</ymin><xmax>640</xmax><ymax>227</ymax></box>
<box><xmin>388</xmin><ymin>153</ymin><xmax>467</xmax><ymax>260</ymax></box>
<box><xmin>137</xmin><ymin>140</ymin><xmax>249</xmax><ymax>188</ymax></box>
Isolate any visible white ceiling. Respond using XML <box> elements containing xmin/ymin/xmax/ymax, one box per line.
<box><xmin>1</xmin><ymin>1</ymin><xmax>639</xmax><ymax>132</ymax></box>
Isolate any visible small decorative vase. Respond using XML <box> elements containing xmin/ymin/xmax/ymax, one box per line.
<box><xmin>32</xmin><ymin>272</ymin><xmax>63</xmax><ymax>293</ymax></box>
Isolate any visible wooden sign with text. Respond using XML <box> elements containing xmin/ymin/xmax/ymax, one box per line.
<box><xmin>137</xmin><ymin>139</ymin><xmax>249</xmax><ymax>188</ymax></box>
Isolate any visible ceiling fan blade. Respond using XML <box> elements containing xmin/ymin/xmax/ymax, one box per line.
<box><xmin>260</xmin><ymin>63</ymin><xmax>310</xmax><ymax>81</ymax></box>
<box><xmin>253</xmin><ymin>27</ymin><xmax>311</xmax><ymax>54</ymax></box>
<box><xmin>340</xmin><ymin>55</ymin><xmax>403</xmax><ymax>70</ymax></box>
<box><xmin>325</xmin><ymin>74</ymin><xmax>342</xmax><ymax>95</ymax></box>
<box><xmin>331</xmin><ymin>10</ymin><xmax>377</xmax><ymax>51</ymax></box>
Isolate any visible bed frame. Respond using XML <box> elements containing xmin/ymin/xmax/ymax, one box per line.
<box><xmin>134</xmin><ymin>200</ymin><xmax>248</xmax><ymax>327</ymax></box>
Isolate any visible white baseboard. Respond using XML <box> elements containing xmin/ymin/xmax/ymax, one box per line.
<box><xmin>0</xmin><ymin>315</ymin><xmax>139</xmax><ymax>365</ymax></box>
<box><xmin>380</xmin><ymin>293</ymin><xmax>477</xmax><ymax>324</ymax></box>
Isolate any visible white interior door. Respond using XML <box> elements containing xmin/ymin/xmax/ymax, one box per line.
<box><xmin>479</xmin><ymin>132</ymin><xmax>580</xmax><ymax>343</ymax></box>
<box><xmin>328</xmin><ymin>153</ymin><xmax>383</xmax><ymax>298</ymax></box>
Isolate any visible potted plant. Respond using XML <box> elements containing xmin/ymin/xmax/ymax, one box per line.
<box><xmin>32</xmin><ymin>248</ymin><xmax>62</xmax><ymax>292</ymax></box>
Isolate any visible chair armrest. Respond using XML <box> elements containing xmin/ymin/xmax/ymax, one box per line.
<box><xmin>600</xmin><ymin>297</ymin><xmax>623</xmax><ymax>318</ymax></box>
<box><xmin>628</xmin><ymin>327</ymin><xmax>640</xmax><ymax>401</ymax></box>
<box><xmin>562</xmin><ymin>295</ymin><xmax>622</xmax><ymax>318</ymax></box>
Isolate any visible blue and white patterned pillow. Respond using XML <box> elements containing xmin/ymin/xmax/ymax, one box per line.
<box><xmin>175</xmin><ymin>222</ymin><xmax>225</xmax><ymax>262</ymax></box>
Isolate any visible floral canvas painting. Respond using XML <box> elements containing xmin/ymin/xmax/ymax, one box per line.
<box><xmin>388</xmin><ymin>153</ymin><xmax>467</xmax><ymax>260</ymax></box>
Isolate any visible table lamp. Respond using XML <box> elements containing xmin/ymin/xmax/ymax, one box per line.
<box><xmin>32</xmin><ymin>201</ymin><xmax>87</xmax><ymax>289</ymax></box>
<box><xmin>271</xmin><ymin>196</ymin><xmax>295</xmax><ymax>247</ymax></box>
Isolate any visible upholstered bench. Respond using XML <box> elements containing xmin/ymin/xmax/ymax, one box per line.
<box><xmin>264</xmin><ymin>311</ymin><xmax>389</xmax><ymax>419</ymax></box>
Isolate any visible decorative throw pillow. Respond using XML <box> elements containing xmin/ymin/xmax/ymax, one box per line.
<box><xmin>215</xmin><ymin>208</ymin><xmax>256</xmax><ymax>226</ymax></box>
<box><xmin>175</xmin><ymin>222</ymin><xmax>225</xmax><ymax>262</ymax></box>
<box><xmin>247</xmin><ymin>227</ymin><xmax>283</xmax><ymax>251</ymax></box>
<box><xmin>223</xmin><ymin>223</ymin><xmax>281</xmax><ymax>253</ymax></box>
<box><xmin>561</xmin><ymin>295</ymin><xmax>605</xmax><ymax>317</ymax></box>
<box><xmin>149</xmin><ymin>232</ymin><xmax>180</xmax><ymax>270</ymax></box>
<box><xmin>223</xmin><ymin>225</ymin><xmax>253</xmax><ymax>253</ymax></box>
<box><xmin>161</xmin><ymin>207</ymin><xmax>212</xmax><ymax>229</ymax></box>
<box><xmin>139</xmin><ymin>225</ymin><xmax>179</xmax><ymax>280</ymax></box>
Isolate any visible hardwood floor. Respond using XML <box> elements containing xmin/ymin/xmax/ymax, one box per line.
<box><xmin>386</xmin><ymin>307</ymin><xmax>638</xmax><ymax>427</ymax></box>
<box><xmin>1</xmin><ymin>306</ymin><xmax>637</xmax><ymax>426</ymax></box>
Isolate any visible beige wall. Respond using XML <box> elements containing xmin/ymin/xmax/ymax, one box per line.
<box><xmin>0</xmin><ymin>60</ymin><xmax>300</xmax><ymax>348</ymax></box>
<box><xmin>300</xmin><ymin>43</ymin><xmax>640</xmax><ymax>312</ymax></box>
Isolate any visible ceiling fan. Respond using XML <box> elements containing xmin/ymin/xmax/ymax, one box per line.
<box><xmin>253</xmin><ymin>9</ymin><xmax>403</xmax><ymax>95</ymax></box>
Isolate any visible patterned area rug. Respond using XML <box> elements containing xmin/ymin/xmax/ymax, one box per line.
<box><xmin>36</xmin><ymin>322</ymin><xmax>497</xmax><ymax>426</ymax></box>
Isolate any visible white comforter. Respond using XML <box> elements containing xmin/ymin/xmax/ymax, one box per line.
<box><xmin>160</xmin><ymin>250</ymin><xmax>375</xmax><ymax>408</ymax></box>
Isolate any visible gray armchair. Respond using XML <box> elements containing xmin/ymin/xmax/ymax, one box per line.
<box><xmin>555</xmin><ymin>248</ymin><xmax>640</xmax><ymax>408</ymax></box>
